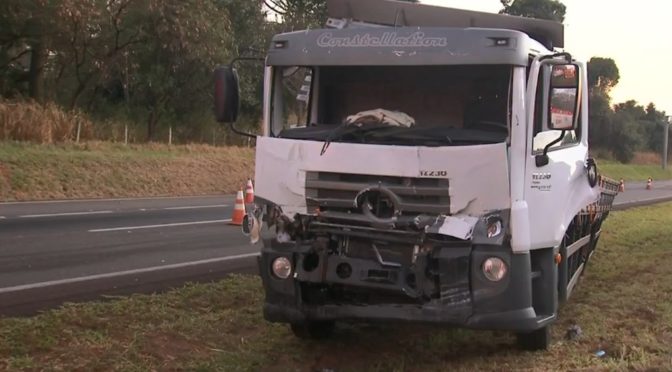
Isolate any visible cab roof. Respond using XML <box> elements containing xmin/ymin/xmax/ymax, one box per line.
<box><xmin>327</xmin><ymin>0</ymin><xmax>563</xmax><ymax>49</ymax></box>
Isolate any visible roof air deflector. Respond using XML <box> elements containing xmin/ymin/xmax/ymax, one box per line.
<box><xmin>326</xmin><ymin>0</ymin><xmax>564</xmax><ymax>49</ymax></box>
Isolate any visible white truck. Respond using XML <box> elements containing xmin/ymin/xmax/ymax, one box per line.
<box><xmin>214</xmin><ymin>0</ymin><xmax>619</xmax><ymax>350</ymax></box>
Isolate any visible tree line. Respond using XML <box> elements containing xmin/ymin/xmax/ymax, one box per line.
<box><xmin>1</xmin><ymin>0</ymin><xmax>668</xmax><ymax>161</ymax></box>
<box><xmin>1</xmin><ymin>0</ymin><xmax>283</xmax><ymax>143</ymax></box>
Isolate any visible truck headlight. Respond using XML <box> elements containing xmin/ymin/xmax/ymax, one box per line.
<box><xmin>482</xmin><ymin>257</ymin><xmax>507</xmax><ymax>282</ymax></box>
<box><xmin>271</xmin><ymin>257</ymin><xmax>292</xmax><ymax>279</ymax></box>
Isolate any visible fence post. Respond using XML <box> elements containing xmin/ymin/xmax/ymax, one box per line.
<box><xmin>76</xmin><ymin>122</ymin><xmax>81</xmax><ymax>143</ymax></box>
<box><xmin>169</xmin><ymin>126</ymin><xmax>173</xmax><ymax>146</ymax></box>
<box><xmin>124</xmin><ymin>124</ymin><xmax>129</xmax><ymax>145</ymax></box>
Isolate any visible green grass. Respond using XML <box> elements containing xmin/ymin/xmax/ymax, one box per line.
<box><xmin>0</xmin><ymin>141</ymin><xmax>254</xmax><ymax>201</ymax></box>
<box><xmin>2</xmin><ymin>203</ymin><xmax>672</xmax><ymax>370</ymax></box>
<box><xmin>599</xmin><ymin>159</ymin><xmax>672</xmax><ymax>181</ymax></box>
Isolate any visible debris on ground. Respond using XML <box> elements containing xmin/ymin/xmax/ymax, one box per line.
<box><xmin>565</xmin><ymin>324</ymin><xmax>583</xmax><ymax>341</ymax></box>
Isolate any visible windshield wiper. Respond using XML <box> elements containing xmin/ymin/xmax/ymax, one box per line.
<box><xmin>366</xmin><ymin>126</ymin><xmax>505</xmax><ymax>145</ymax></box>
<box><xmin>320</xmin><ymin>122</ymin><xmax>393</xmax><ymax>156</ymax></box>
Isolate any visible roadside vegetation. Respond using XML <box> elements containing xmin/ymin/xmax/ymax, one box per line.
<box><xmin>0</xmin><ymin>141</ymin><xmax>254</xmax><ymax>201</ymax></box>
<box><xmin>599</xmin><ymin>151</ymin><xmax>672</xmax><ymax>181</ymax></box>
<box><xmin>1</xmin><ymin>203</ymin><xmax>671</xmax><ymax>371</ymax></box>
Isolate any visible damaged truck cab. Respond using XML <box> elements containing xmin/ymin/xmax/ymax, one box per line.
<box><xmin>214</xmin><ymin>0</ymin><xmax>619</xmax><ymax>350</ymax></box>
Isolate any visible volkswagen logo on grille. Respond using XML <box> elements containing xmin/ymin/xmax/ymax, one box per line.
<box><xmin>355</xmin><ymin>186</ymin><xmax>401</xmax><ymax>222</ymax></box>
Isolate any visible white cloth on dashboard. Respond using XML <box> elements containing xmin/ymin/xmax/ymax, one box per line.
<box><xmin>345</xmin><ymin>109</ymin><xmax>415</xmax><ymax>127</ymax></box>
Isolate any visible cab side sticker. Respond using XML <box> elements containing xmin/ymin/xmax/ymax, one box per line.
<box><xmin>531</xmin><ymin>173</ymin><xmax>552</xmax><ymax>191</ymax></box>
<box><xmin>420</xmin><ymin>170</ymin><xmax>448</xmax><ymax>177</ymax></box>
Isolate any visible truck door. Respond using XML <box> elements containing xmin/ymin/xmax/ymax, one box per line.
<box><xmin>523</xmin><ymin>57</ymin><xmax>597</xmax><ymax>251</ymax></box>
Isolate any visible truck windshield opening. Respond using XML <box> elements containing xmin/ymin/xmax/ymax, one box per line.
<box><xmin>272</xmin><ymin>65</ymin><xmax>512</xmax><ymax>146</ymax></box>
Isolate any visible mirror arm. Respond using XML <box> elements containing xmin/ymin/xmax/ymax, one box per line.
<box><xmin>230</xmin><ymin>57</ymin><xmax>265</xmax><ymax>68</ymax></box>
<box><xmin>536</xmin><ymin>130</ymin><xmax>566</xmax><ymax>167</ymax></box>
<box><xmin>229</xmin><ymin>122</ymin><xmax>257</xmax><ymax>139</ymax></box>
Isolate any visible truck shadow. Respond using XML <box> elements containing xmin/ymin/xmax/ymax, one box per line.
<box><xmin>265</xmin><ymin>322</ymin><xmax>529</xmax><ymax>371</ymax></box>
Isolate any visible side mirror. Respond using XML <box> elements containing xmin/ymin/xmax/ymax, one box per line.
<box><xmin>214</xmin><ymin>66</ymin><xmax>239</xmax><ymax>123</ymax></box>
<box><xmin>548</xmin><ymin>64</ymin><xmax>580</xmax><ymax>130</ymax></box>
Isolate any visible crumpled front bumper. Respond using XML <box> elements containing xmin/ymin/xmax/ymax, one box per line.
<box><xmin>258</xmin><ymin>240</ymin><xmax>556</xmax><ymax>332</ymax></box>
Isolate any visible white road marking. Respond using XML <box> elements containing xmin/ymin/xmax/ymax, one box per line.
<box><xmin>164</xmin><ymin>204</ymin><xmax>229</xmax><ymax>210</ymax></box>
<box><xmin>0</xmin><ymin>216</ymin><xmax>6</xmax><ymax>219</ymax></box>
<box><xmin>0</xmin><ymin>252</ymin><xmax>260</xmax><ymax>294</ymax></box>
<box><xmin>89</xmin><ymin>219</ymin><xmax>232</xmax><ymax>232</ymax></box>
<box><xmin>20</xmin><ymin>210</ymin><xmax>114</xmax><ymax>218</ymax></box>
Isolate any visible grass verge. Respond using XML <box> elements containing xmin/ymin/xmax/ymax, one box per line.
<box><xmin>0</xmin><ymin>141</ymin><xmax>254</xmax><ymax>201</ymax></box>
<box><xmin>598</xmin><ymin>159</ymin><xmax>672</xmax><ymax>182</ymax></box>
<box><xmin>2</xmin><ymin>203</ymin><xmax>672</xmax><ymax>370</ymax></box>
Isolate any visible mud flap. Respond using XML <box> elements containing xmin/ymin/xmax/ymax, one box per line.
<box><xmin>530</xmin><ymin>247</ymin><xmax>558</xmax><ymax>317</ymax></box>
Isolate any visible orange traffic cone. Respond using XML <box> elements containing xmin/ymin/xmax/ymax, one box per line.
<box><xmin>230</xmin><ymin>189</ymin><xmax>245</xmax><ymax>225</ymax></box>
<box><xmin>245</xmin><ymin>178</ymin><xmax>255</xmax><ymax>204</ymax></box>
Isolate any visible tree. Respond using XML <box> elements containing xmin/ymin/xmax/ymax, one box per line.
<box><xmin>2</xmin><ymin>0</ymin><xmax>269</xmax><ymax>143</ymax></box>
<box><xmin>126</xmin><ymin>0</ymin><xmax>233</xmax><ymax>140</ymax></box>
<box><xmin>587</xmin><ymin>57</ymin><xmax>620</xmax><ymax>150</ymax></box>
<box><xmin>0</xmin><ymin>0</ymin><xmax>58</xmax><ymax>102</ymax></box>
<box><xmin>499</xmin><ymin>0</ymin><xmax>566</xmax><ymax>23</ymax></box>
<box><xmin>608</xmin><ymin>100</ymin><xmax>670</xmax><ymax>162</ymax></box>
<box><xmin>641</xmin><ymin>102</ymin><xmax>669</xmax><ymax>154</ymax></box>
<box><xmin>48</xmin><ymin>0</ymin><xmax>141</xmax><ymax>109</ymax></box>
<box><xmin>216</xmin><ymin>0</ymin><xmax>272</xmax><ymax>133</ymax></box>
<box><xmin>263</xmin><ymin>0</ymin><xmax>327</xmax><ymax>31</ymax></box>
<box><xmin>587</xmin><ymin>89</ymin><xmax>612</xmax><ymax>149</ymax></box>
<box><xmin>610</xmin><ymin>106</ymin><xmax>644</xmax><ymax>163</ymax></box>
<box><xmin>587</xmin><ymin>57</ymin><xmax>619</xmax><ymax>94</ymax></box>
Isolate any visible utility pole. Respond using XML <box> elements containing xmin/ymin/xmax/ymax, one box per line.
<box><xmin>665</xmin><ymin>116</ymin><xmax>671</xmax><ymax>170</ymax></box>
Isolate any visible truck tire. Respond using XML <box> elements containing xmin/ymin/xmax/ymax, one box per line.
<box><xmin>516</xmin><ymin>325</ymin><xmax>551</xmax><ymax>351</ymax></box>
<box><xmin>290</xmin><ymin>321</ymin><xmax>335</xmax><ymax>340</ymax></box>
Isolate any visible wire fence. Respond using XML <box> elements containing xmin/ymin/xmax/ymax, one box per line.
<box><xmin>1</xmin><ymin>100</ymin><xmax>256</xmax><ymax>147</ymax></box>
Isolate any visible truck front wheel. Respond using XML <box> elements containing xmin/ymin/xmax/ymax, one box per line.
<box><xmin>290</xmin><ymin>321</ymin><xmax>335</xmax><ymax>340</ymax></box>
<box><xmin>516</xmin><ymin>325</ymin><xmax>551</xmax><ymax>351</ymax></box>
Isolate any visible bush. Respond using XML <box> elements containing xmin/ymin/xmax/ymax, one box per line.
<box><xmin>0</xmin><ymin>100</ymin><xmax>93</xmax><ymax>143</ymax></box>
<box><xmin>610</xmin><ymin>112</ymin><xmax>643</xmax><ymax>163</ymax></box>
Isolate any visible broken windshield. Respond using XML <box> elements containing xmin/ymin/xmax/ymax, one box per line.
<box><xmin>271</xmin><ymin>65</ymin><xmax>512</xmax><ymax>146</ymax></box>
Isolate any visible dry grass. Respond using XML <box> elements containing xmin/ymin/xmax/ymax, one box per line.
<box><xmin>0</xmin><ymin>100</ymin><xmax>93</xmax><ymax>143</ymax></box>
<box><xmin>0</xmin><ymin>141</ymin><xmax>254</xmax><ymax>201</ymax></box>
<box><xmin>632</xmin><ymin>151</ymin><xmax>663</xmax><ymax>165</ymax></box>
<box><xmin>1</xmin><ymin>203</ymin><xmax>672</xmax><ymax>370</ymax></box>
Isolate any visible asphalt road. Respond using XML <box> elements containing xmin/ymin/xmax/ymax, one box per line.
<box><xmin>0</xmin><ymin>195</ymin><xmax>257</xmax><ymax>314</ymax></box>
<box><xmin>1</xmin><ymin>179</ymin><xmax>672</xmax><ymax>315</ymax></box>
<box><xmin>0</xmin><ymin>195</ymin><xmax>253</xmax><ymax>286</ymax></box>
<box><xmin>612</xmin><ymin>179</ymin><xmax>672</xmax><ymax>209</ymax></box>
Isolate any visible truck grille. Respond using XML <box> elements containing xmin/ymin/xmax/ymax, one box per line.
<box><xmin>305</xmin><ymin>171</ymin><xmax>450</xmax><ymax>215</ymax></box>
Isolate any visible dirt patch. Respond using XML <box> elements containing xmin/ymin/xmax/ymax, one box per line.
<box><xmin>634</xmin><ymin>306</ymin><xmax>660</xmax><ymax>323</ymax></box>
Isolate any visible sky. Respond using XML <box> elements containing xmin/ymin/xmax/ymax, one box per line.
<box><xmin>421</xmin><ymin>0</ymin><xmax>672</xmax><ymax>115</ymax></box>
